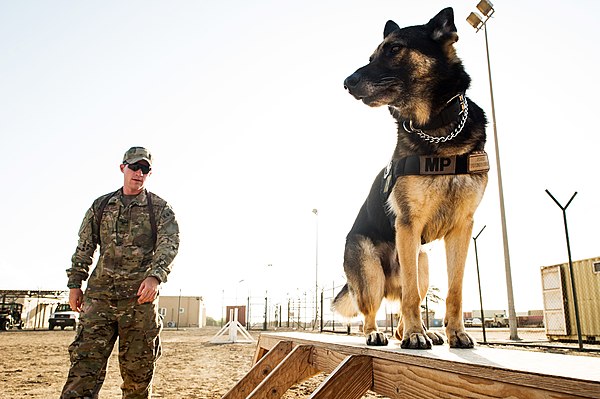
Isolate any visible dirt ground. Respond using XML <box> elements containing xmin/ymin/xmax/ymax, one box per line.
<box><xmin>0</xmin><ymin>326</ymin><xmax>387</xmax><ymax>399</ymax></box>
<box><xmin>1</xmin><ymin>326</ymin><xmax>595</xmax><ymax>398</ymax></box>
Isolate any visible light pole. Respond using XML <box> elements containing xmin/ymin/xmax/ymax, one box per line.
<box><xmin>545</xmin><ymin>190</ymin><xmax>583</xmax><ymax>350</ymax></box>
<box><xmin>467</xmin><ymin>0</ymin><xmax>519</xmax><ymax>341</ymax></box>
<box><xmin>312</xmin><ymin>208</ymin><xmax>319</xmax><ymax>330</ymax></box>
<box><xmin>236</xmin><ymin>279</ymin><xmax>245</xmax><ymax>305</ymax></box>
<box><xmin>472</xmin><ymin>225</ymin><xmax>487</xmax><ymax>344</ymax></box>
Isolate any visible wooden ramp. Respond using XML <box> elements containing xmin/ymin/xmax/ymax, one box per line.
<box><xmin>222</xmin><ymin>331</ymin><xmax>600</xmax><ymax>399</ymax></box>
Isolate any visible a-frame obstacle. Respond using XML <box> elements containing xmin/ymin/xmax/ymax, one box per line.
<box><xmin>210</xmin><ymin>308</ymin><xmax>254</xmax><ymax>344</ymax></box>
<box><xmin>222</xmin><ymin>331</ymin><xmax>600</xmax><ymax>399</ymax></box>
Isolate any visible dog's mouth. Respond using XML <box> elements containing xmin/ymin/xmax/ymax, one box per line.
<box><xmin>360</xmin><ymin>95</ymin><xmax>390</xmax><ymax>107</ymax></box>
<box><xmin>346</xmin><ymin>87</ymin><xmax>393</xmax><ymax>107</ymax></box>
<box><xmin>344</xmin><ymin>73</ymin><xmax>397</xmax><ymax>107</ymax></box>
<box><xmin>345</xmin><ymin>89</ymin><xmax>369</xmax><ymax>102</ymax></box>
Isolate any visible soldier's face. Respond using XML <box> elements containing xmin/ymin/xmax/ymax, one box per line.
<box><xmin>120</xmin><ymin>161</ymin><xmax>151</xmax><ymax>195</ymax></box>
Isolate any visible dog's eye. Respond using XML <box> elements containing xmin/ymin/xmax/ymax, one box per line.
<box><xmin>389</xmin><ymin>45</ymin><xmax>401</xmax><ymax>55</ymax></box>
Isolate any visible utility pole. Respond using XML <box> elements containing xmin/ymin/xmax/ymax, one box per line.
<box><xmin>545</xmin><ymin>189</ymin><xmax>582</xmax><ymax>350</ymax></box>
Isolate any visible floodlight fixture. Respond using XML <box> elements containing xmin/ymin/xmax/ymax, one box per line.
<box><xmin>477</xmin><ymin>0</ymin><xmax>494</xmax><ymax>17</ymax></box>
<box><xmin>467</xmin><ymin>12</ymin><xmax>484</xmax><ymax>31</ymax></box>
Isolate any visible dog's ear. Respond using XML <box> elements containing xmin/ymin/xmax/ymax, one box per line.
<box><xmin>427</xmin><ymin>7</ymin><xmax>458</xmax><ymax>45</ymax></box>
<box><xmin>384</xmin><ymin>20</ymin><xmax>400</xmax><ymax>38</ymax></box>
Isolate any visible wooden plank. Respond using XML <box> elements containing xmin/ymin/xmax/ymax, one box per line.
<box><xmin>310</xmin><ymin>355</ymin><xmax>372</xmax><ymax>399</ymax></box>
<box><xmin>253</xmin><ymin>345</ymin><xmax>269</xmax><ymax>365</ymax></box>
<box><xmin>246</xmin><ymin>344</ymin><xmax>320</xmax><ymax>399</ymax></box>
<box><xmin>222</xmin><ymin>340</ymin><xmax>293</xmax><ymax>399</ymax></box>
<box><xmin>311</xmin><ymin>346</ymin><xmax>352</xmax><ymax>373</ymax></box>
<box><xmin>256</xmin><ymin>332</ymin><xmax>600</xmax><ymax>399</ymax></box>
<box><xmin>372</xmin><ymin>357</ymin><xmax>586</xmax><ymax>399</ymax></box>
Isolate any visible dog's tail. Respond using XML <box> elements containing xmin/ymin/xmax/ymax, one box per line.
<box><xmin>331</xmin><ymin>284</ymin><xmax>358</xmax><ymax>318</ymax></box>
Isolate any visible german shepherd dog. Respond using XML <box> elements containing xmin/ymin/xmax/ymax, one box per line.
<box><xmin>333</xmin><ymin>8</ymin><xmax>489</xmax><ymax>349</ymax></box>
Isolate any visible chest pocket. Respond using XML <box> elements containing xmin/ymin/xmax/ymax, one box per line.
<box><xmin>127</xmin><ymin>205</ymin><xmax>154</xmax><ymax>248</ymax></box>
<box><xmin>99</xmin><ymin>203</ymin><xmax>118</xmax><ymax>246</ymax></box>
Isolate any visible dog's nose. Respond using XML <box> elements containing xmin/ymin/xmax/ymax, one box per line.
<box><xmin>344</xmin><ymin>73</ymin><xmax>361</xmax><ymax>91</ymax></box>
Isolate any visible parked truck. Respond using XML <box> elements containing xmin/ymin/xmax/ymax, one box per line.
<box><xmin>484</xmin><ymin>313</ymin><xmax>509</xmax><ymax>328</ymax></box>
<box><xmin>49</xmin><ymin>303</ymin><xmax>79</xmax><ymax>330</ymax></box>
<box><xmin>0</xmin><ymin>302</ymin><xmax>24</xmax><ymax>330</ymax></box>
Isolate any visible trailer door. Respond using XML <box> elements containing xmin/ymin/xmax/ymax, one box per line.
<box><xmin>541</xmin><ymin>265</ymin><xmax>567</xmax><ymax>335</ymax></box>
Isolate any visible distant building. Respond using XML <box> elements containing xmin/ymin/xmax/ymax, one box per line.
<box><xmin>225</xmin><ymin>305</ymin><xmax>247</xmax><ymax>326</ymax></box>
<box><xmin>158</xmin><ymin>295</ymin><xmax>206</xmax><ymax>328</ymax></box>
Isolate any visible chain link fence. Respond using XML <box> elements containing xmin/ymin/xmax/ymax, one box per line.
<box><xmin>218</xmin><ymin>256</ymin><xmax>600</xmax><ymax>352</ymax></box>
<box><xmin>223</xmin><ymin>282</ymin><xmax>398</xmax><ymax>335</ymax></box>
<box><xmin>234</xmin><ymin>291</ymin><xmax>320</xmax><ymax>331</ymax></box>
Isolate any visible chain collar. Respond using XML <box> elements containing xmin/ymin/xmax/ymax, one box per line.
<box><xmin>401</xmin><ymin>93</ymin><xmax>468</xmax><ymax>144</ymax></box>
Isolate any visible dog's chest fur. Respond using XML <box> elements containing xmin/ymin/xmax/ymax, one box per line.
<box><xmin>388</xmin><ymin>173</ymin><xmax>487</xmax><ymax>244</ymax></box>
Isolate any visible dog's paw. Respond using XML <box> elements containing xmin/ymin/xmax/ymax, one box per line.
<box><xmin>426</xmin><ymin>330</ymin><xmax>445</xmax><ymax>345</ymax></box>
<box><xmin>447</xmin><ymin>330</ymin><xmax>474</xmax><ymax>348</ymax></box>
<box><xmin>366</xmin><ymin>331</ymin><xmax>388</xmax><ymax>346</ymax></box>
<box><xmin>400</xmin><ymin>333</ymin><xmax>432</xmax><ymax>349</ymax></box>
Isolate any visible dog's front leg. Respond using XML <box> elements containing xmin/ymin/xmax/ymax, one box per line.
<box><xmin>397</xmin><ymin>225</ymin><xmax>432</xmax><ymax>349</ymax></box>
<box><xmin>444</xmin><ymin>220</ymin><xmax>475</xmax><ymax>348</ymax></box>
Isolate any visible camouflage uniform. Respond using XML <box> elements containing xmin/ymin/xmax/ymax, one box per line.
<box><xmin>61</xmin><ymin>188</ymin><xmax>179</xmax><ymax>399</ymax></box>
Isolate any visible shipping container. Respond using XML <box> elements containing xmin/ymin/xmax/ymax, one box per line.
<box><xmin>541</xmin><ymin>257</ymin><xmax>600</xmax><ymax>342</ymax></box>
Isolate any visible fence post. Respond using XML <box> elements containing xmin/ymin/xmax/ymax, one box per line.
<box><xmin>473</xmin><ymin>225</ymin><xmax>487</xmax><ymax>343</ymax></box>
<box><xmin>332</xmin><ymin>282</ymin><xmax>336</xmax><ymax>332</ymax></box>
<box><xmin>263</xmin><ymin>293</ymin><xmax>268</xmax><ymax>331</ymax></box>
<box><xmin>303</xmin><ymin>292</ymin><xmax>307</xmax><ymax>330</ymax></box>
<box><xmin>297</xmin><ymin>297</ymin><xmax>301</xmax><ymax>329</ymax></box>
<box><xmin>247</xmin><ymin>296</ymin><xmax>252</xmax><ymax>330</ymax></box>
<box><xmin>320</xmin><ymin>290</ymin><xmax>324</xmax><ymax>332</ymax></box>
<box><xmin>246</xmin><ymin>296</ymin><xmax>250</xmax><ymax>330</ymax></box>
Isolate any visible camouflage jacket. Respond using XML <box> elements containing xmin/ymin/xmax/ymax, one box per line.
<box><xmin>66</xmin><ymin>189</ymin><xmax>180</xmax><ymax>299</ymax></box>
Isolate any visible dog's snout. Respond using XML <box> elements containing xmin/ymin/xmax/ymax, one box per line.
<box><xmin>344</xmin><ymin>73</ymin><xmax>361</xmax><ymax>91</ymax></box>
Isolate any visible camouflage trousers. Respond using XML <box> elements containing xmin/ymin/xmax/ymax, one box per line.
<box><xmin>60</xmin><ymin>297</ymin><xmax>162</xmax><ymax>399</ymax></box>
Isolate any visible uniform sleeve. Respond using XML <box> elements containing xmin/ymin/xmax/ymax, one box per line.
<box><xmin>66</xmin><ymin>205</ymin><xmax>99</xmax><ymax>288</ymax></box>
<box><xmin>148</xmin><ymin>202</ymin><xmax>179</xmax><ymax>283</ymax></box>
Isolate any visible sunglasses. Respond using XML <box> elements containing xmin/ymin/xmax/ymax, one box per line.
<box><xmin>126</xmin><ymin>162</ymin><xmax>151</xmax><ymax>174</ymax></box>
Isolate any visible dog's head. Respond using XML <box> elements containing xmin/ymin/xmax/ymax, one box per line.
<box><xmin>344</xmin><ymin>8</ymin><xmax>470</xmax><ymax>126</ymax></box>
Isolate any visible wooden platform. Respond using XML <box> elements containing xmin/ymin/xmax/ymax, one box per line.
<box><xmin>222</xmin><ymin>331</ymin><xmax>600</xmax><ymax>399</ymax></box>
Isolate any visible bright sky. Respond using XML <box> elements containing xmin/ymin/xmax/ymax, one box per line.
<box><xmin>1</xmin><ymin>1</ymin><xmax>599</xmax><ymax>320</ymax></box>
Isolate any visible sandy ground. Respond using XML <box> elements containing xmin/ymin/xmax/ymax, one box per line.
<box><xmin>0</xmin><ymin>326</ymin><xmax>387</xmax><ymax>399</ymax></box>
<box><xmin>0</xmin><ymin>326</ymin><xmax>594</xmax><ymax>398</ymax></box>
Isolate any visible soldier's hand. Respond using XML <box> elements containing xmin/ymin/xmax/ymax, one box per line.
<box><xmin>137</xmin><ymin>276</ymin><xmax>160</xmax><ymax>304</ymax></box>
<box><xmin>69</xmin><ymin>288</ymin><xmax>84</xmax><ymax>312</ymax></box>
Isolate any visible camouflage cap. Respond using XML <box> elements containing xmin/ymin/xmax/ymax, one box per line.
<box><xmin>123</xmin><ymin>146</ymin><xmax>152</xmax><ymax>165</ymax></box>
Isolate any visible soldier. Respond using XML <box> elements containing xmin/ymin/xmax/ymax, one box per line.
<box><xmin>61</xmin><ymin>146</ymin><xmax>180</xmax><ymax>399</ymax></box>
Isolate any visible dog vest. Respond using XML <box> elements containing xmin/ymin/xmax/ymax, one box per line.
<box><xmin>380</xmin><ymin>151</ymin><xmax>489</xmax><ymax>240</ymax></box>
<box><xmin>381</xmin><ymin>151</ymin><xmax>489</xmax><ymax>197</ymax></box>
